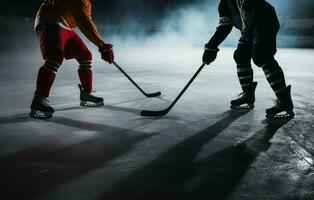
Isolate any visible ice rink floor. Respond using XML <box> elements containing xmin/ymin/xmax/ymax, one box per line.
<box><xmin>0</xmin><ymin>47</ymin><xmax>313</xmax><ymax>200</ymax></box>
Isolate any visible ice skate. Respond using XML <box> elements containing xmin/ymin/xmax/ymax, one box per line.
<box><xmin>230</xmin><ymin>82</ymin><xmax>257</xmax><ymax>109</ymax></box>
<box><xmin>78</xmin><ymin>84</ymin><xmax>104</xmax><ymax>107</ymax></box>
<box><xmin>266</xmin><ymin>85</ymin><xmax>294</xmax><ymax>119</ymax></box>
<box><xmin>29</xmin><ymin>93</ymin><xmax>55</xmax><ymax>119</ymax></box>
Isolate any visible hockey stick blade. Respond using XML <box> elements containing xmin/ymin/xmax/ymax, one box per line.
<box><xmin>112</xmin><ymin>61</ymin><xmax>161</xmax><ymax>98</ymax></box>
<box><xmin>145</xmin><ymin>91</ymin><xmax>162</xmax><ymax>98</ymax></box>
<box><xmin>141</xmin><ymin>108</ymin><xmax>170</xmax><ymax>116</ymax></box>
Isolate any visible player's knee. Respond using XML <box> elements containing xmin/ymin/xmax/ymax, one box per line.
<box><xmin>261</xmin><ymin>59</ymin><xmax>279</xmax><ymax>71</ymax></box>
<box><xmin>80</xmin><ymin>49</ymin><xmax>93</xmax><ymax>62</ymax></box>
<box><xmin>252</xmin><ymin>53</ymin><xmax>277</xmax><ymax>68</ymax></box>
<box><xmin>252</xmin><ymin>41</ymin><xmax>277</xmax><ymax>67</ymax></box>
<box><xmin>252</xmin><ymin>55</ymin><xmax>264</xmax><ymax>67</ymax></box>
<box><xmin>45</xmin><ymin>49</ymin><xmax>64</xmax><ymax>65</ymax></box>
<box><xmin>85</xmin><ymin>49</ymin><xmax>93</xmax><ymax>61</ymax></box>
<box><xmin>234</xmin><ymin>49</ymin><xmax>250</xmax><ymax>65</ymax></box>
<box><xmin>43</xmin><ymin>58</ymin><xmax>62</xmax><ymax>73</ymax></box>
<box><xmin>43</xmin><ymin>53</ymin><xmax>63</xmax><ymax>72</ymax></box>
<box><xmin>252</xmin><ymin>49</ymin><xmax>275</xmax><ymax>67</ymax></box>
<box><xmin>55</xmin><ymin>55</ymin><xmax>64</xmax><ymax>66</ymax></box>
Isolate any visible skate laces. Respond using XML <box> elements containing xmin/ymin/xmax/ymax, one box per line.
<box><xmin>238</xmin><ymin>92</ymin><xmax>245</xmax><ymax>97</ymax></box>
<box><xmin>89</xmin><ymin>93</ymin><xmax>97</xmax><ymax>98</ymax></box>
<box><xmin>273</xmin><ymin>99</ymin><xmax>281</xmax><ymax>108</ymax></box>
<box><xmin>83</xmin><ymin>91</ymin><xmax>99</xmax><ymax>99</ymax></box>
<box><xmin>43</xmin><ymin>97</ymin><xmax>50</xmax><ymax>103</ymax></box>
<box><xmin>41</xmin><ymin>97</ymin><xmax>51</xmax><ymax>106</ymax></box>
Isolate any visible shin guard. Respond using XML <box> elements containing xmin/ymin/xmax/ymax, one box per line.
<box><xmin>78</xmin><ymin>68</ymin><xmax>93</xmax><ymax>93</ymax></box>
<box><xmin>36</xmin><ymin>65</ymin><xmax>57</xmax><ymax>97</ymax></box>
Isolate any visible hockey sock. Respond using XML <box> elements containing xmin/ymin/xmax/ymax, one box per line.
<box><xmin>78</xmin><ymin>61</ymin><xmax>93</xmax><ymax>92</ymax></box>
<box><xmin>36</xmin><ymin>60</ymin><xmax>59</xmax><ymax>97</ymax></box>
<box><xmin>237</xmin><ymin>63</ymin><xmax>254</xmax><ymax>92</ymax></box>
<box><xmin>262</xmin><ymin>60</ymin><xmax>287</xmax><ymax>99</ymax></box>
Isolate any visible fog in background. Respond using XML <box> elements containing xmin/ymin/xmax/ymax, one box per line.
<box><xmin>0</xmin><ymin>0</ymin><xmax>314</xmax><ymax>57</ymax></box>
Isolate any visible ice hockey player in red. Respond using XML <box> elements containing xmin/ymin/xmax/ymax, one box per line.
<box><xmin>202</xmin><ymin>0</ymin><xmax>294</xmax><ymax>118</ymax></box>
<box><xmin>30</xmin><ymin>0</ymin><xmax>114</xmax><ymax>119</ymax></box>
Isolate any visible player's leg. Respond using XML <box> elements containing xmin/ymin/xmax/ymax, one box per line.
<box><xmin>64</xmin><ymin>31</ymin><xmax>104</xmax><ymax>107</ymax></box>
<box><xmin>30</xmin><ymin>24</ymin><xmax>65</xmax><ymax>119</ymax></box>
<box><xmin>252</xmin><ymin>26</ymin><xmax>294</xmax><ymax>118</ymax></box>
<box><xmin>231</xmin><ymin>41</ymin><xmax>257</xmax><ymax>109</ymax></box>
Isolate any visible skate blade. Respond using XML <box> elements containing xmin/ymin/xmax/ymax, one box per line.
<box><xmin>29</xmin><ymin>110</ymin><xmax>53</xmax><ymax>119</ymax></box>
<box><xmin>230</xmin><ymin>104</ymin><xmax>254</xmax><ymax>110</ymax></box>
<box><xmin>266</xmin><ymin>110</ymin><xmax>295</xmax><ymax>119</ymax></box>
<box><xmin>80</xmin><ymin>101</ymin><xmax>104</xmax><ymax>107</ymax></box>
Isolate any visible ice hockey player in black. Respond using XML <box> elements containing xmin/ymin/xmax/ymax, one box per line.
<box><xmin>202</xmin><ymin>0</ymin><xmax>294</xmax><ymax>118</ymax></box>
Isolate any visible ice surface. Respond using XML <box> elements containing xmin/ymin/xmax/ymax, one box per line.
<box><xmin>0</xmin><ymin>47</ymin><xmax>313</xmax><ymax>200</ymax></box>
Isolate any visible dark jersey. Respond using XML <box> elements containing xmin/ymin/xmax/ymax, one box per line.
<box><xmin>217</xmin><ymin>0</ymin><xmax>278</xmax><ymax>33</ymax></box>
<box><xmin>218</xmin><ymin>0</ymin><xmax>241</xmax><ymax>29</ymax></box>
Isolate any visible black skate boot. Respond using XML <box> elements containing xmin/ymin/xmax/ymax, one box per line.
<box><xmin>78</xmin><ymin>84</ymin><xmax>104</xmax><ymax>107</ymax></box>
<box><xmin>266</xmin><ymin>85</ymin><xmax>294</xmax><ymax>119</ymax></box>
<box><xmin>29</xmin><ymin>92</ymin><xmax>55</xmax><ymax>119</ymax></box>
<box><xmin>230</xmin><ymin>82</ymin><xmax>257</xmax><ymax>109</ymax></box>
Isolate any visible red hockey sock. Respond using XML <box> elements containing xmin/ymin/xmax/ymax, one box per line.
<box><xmin>36</xmin><ymin>66</ymin><xmax>56</xmax><ymax>97</ymax></box>
<box><xmin>78</xmin><ymin>68</ymin><xmax>93</xmax><ymax>92</ymax></box>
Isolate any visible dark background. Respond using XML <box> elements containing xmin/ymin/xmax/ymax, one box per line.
<box><xmin>2</xmin><ymin>0</ymin><xmax>314</xmax><ymax>20</ymax></box>
<box><xmin>0</xmin><ymin>0</ymin><xmax>314</xmax><ymax>50</ymax></box>
<box><xmin>3</xmin><ymin>0</ymin><xmax>203</xmax><ymax>22</ymax></box>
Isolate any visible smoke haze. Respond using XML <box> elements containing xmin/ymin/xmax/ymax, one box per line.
<box><xmin>0</xmin><ymin>0</ymin><xmax>314</xmax><ymax>55</ymax></box>
<box><xmin>104</xmin><ymin>0</ymin><xmax>239</xmax><ymax>49</ymax></box>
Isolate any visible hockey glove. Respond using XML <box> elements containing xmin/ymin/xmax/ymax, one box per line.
<box><xmin>99</xmin><ymin>44</ymin><xmax>114</xmax><ymax>64</ymax></box>
<box><xmin>202</xmin><ymin>46</ymin><xmax>219</xmax><ymax>65</ymax></box>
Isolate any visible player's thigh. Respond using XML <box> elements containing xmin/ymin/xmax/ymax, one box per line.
<box><xmin>64</xmin><ymin>31</ymin><xmax>92</xmax><ymax>62</ymax></box>
<box><xmin>234</xmin><ymin>41</ymin><xmax>252</xmax><ymax>64</ymax></box>
<box><xmin>36</xmin><ymin>24</ymin><xmax>66</xmax><ymax>64</ymax></box>
<box><xmin>252</xmin><ymin>28</ymin><xmax>278</xmax><ymax>67</ymax></box>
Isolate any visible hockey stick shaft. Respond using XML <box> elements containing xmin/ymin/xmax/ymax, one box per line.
<box><xmin>167</xmin><ymin>62</ymin><xmax>207</xmax><ymax>110</ymax></box>
<box><xmin>112</xmin><ymin>61</ymin><xmax>161</xmax><ymax>97</ymax></box>
<box><xmin>141</xmin><ymin>62</ymin><xmax>207</xmax><ymax>116</ymax></box>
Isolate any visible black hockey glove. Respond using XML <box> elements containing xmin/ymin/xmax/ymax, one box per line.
<box><xmin>202</xmin><ymin>46</ymin><xmax>219</xmax><ymax>65</ymax></box>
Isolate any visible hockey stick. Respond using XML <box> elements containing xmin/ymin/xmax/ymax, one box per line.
<box><xmin>141</xmin><ymin>62</ymin><xmax>207</xmax><ymax>116</ymax></box>
<box><xmin>112</xmin><ymin>61</ymin><xmax>161</xmax><ymax>98</ymax></box>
